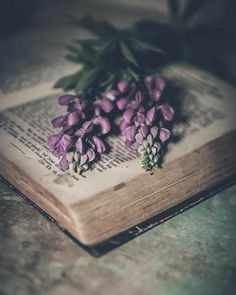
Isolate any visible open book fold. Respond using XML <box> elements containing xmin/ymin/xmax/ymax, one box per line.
<box><xmin>0</xmin><ymin>64</ymin><xmax>235</xmax><ymax>245</ymax></box>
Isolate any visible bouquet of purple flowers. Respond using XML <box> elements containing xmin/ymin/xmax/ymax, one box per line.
<box><xmin>47</xmin><ymin>18</ymin><xmax>175</xmax><ymax>174</ymax></box>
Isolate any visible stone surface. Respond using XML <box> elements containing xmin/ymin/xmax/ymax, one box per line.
<box><xmin>0</xmin><ymin>180</ymin><xmax>236</xmax><ymax>295</ymax></box>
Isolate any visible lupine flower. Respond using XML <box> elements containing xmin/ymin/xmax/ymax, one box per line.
<box><xmin>115</xmin><ymin>75</ymin><xmax>174</xmax><ymax>171</ymax></box>
<box><xmin>47</xmin><ymin>93</ymin><xmax>113</xmax><ymax>173</ymax></box>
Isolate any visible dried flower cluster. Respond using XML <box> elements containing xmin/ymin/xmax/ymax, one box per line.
<box><xmin>48</xmin><ymin>74</ymin><xmax>174</xmax><ymax>174</ymax></box>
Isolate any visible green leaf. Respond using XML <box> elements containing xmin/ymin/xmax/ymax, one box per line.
<box><xmin>75</xmin><ymin>68</ymin><xmax>99</xmax><ymax>93</ymax></box>
<box><xmin>120</xmin><ymin>41</ymin><xmax>139</xmax><ymax>67</ymax></box>
<box><xmin>54</xmin><ymin>73</ymin><xmax>80</xmax><ymax>90</ymax></box>
<box><xmin>130</xmin><ymin>38</ymin><xmax>166</xmax><ymax>55</ymax></box>
<box><xmin>65</xmin><ymin>54</ymin><xmax>80</xmax><ymax>63</ymax></box>
<box><xmin>126</xmin><ymin>68</ymin><xmax>139</xmax><ymax>81</ymax></box>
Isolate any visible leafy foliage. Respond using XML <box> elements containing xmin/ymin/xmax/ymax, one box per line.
<box><xmin>54</xmin><ymin>17</ymin><xmax>165</xmax><ymax>99</ymax></box>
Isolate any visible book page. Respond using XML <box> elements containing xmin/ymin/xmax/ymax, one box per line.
<box><xmin>0</xmin><ymin>64</ymin><xmax>235</xmax><ymax>205</ymax></box>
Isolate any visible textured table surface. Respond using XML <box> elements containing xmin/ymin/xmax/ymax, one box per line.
<box><xmin>0</xmin><ymin>180</ymin><xmax>236</xmax><ymax>295</ymax></box>
<box><xmin>1</xmin><ymin>1</ymin><xmax>236</xmax><ymax>294</ymax></box>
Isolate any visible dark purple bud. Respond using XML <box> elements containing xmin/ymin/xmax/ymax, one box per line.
<box><xmin>58</xmin><ymin>94</ymin><xmax>75</xmax><ymax>105</ymax></box>
<box><xmin>160</xmin><ymin>128</ymin><xmax>170</xmax><ymax>142</ymax></box>
<box><xmin>123</xmin><ymin>126</ymin><xmax>137</xmax><ymax>141</ymax></box>
<box><xmin>116</xmin><ymin>97</ymin><xmax>129</xmax><ymax>110</ymax></box>
<box><xmin>47</xmin><ymin>132</ymin><xmax>63</xmax><ymax>149</ymax></box>
<box><xmin>68</xmin><ymin>112</ymin><xmax>79</xmax><ymax>127</ymax></box>
<box><xmin>161</xmin><ymin>104</ymin><xmax>174</xmax><ymax>121</ymax></box>
<box><xmin>146</xmin><ymin>107</ymin><xmax>156</xmax><ymax>123</ymax></box>
<box><xmin>52</xmin><ymin>115</ymin><xmax>65</xmax><ymax>128</ymax></box>
<box><xmin>123</xmin><ymin>108</ymin><xmax>135</xmax><ymax>123</ymax></box>
<box><xmin>60</xmin><ymin>134</ymin><xmax>73</xmax><ymax>151</ymax></box>
<box><xmin>99</xmin><ymin>98</ymin><xmax>114</xmax><ymax>113</ymax></box>
<box><xmin>117</xmin><ymin>80</ymin><xmax>130</xmax><ymax>93</ymax></box>
<box><xmin>150</xmin><ymin>126</ymin><xmax>158</xmax><ymax>138</ymax></box>
<box><xmin>92</xmin><ymin>136</ymin><xmax>106</xmax><ymax>153</ymax></box>
<box><xmin>59</xmin><ymin>154</ymin><xmax>69</xmax><ymax>170</ymax></box>
<box><xmin>140</xmin><ymin>125</ymin><xmax>148</xmax><ymax>138</ymax></box>
<box><xmin>75</xmin><ymin>137</ymin><xmax>84</xmax><ymax>153</ymax></box>
<box><xmin>86</xmin><ymin>148</ymin><xmax>96</xmax><ymax>162</ymax></box>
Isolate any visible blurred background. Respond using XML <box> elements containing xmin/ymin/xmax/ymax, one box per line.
<box><xmin>0</xmin><ymin>0</ymin><xmax>235</xmax><ymax>95</ymax></box>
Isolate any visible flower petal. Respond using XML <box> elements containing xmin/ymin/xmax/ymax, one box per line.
<box><xmin>47</xmin><ymin>132</ymin><xmax>63</xmax><ymax>149</ymax></box>
<box><xmin>140</xmin><ymin>125</ymin><xmax>148</xmax><ymax>138</ymax></box>
<box><xmin>92</xmin><ymin>136</ymin><xmax>106</xmax><ymax>153</ymax></box>
<box><xmin>60</xmin><ymin>134</ymin><xmax>73</xmax><ymax>151</ymax></box>
<box><xmin>119</xmin><ymin>119</ymin><xmax>130</xmax><ymax>133</ymax></box>
<box><xmin>152</xmin><ymin>89</ymin><xmax>161</xmax><ymax>101</ymax></box>
<box><xmin>82</xmin><ymin>120</ymin><xmax>93</xmax><ymax>133</ymax></box>
<box><xmin>160</xmin><ymin>128</ymin><xmax>171</xmax><ymax>142</ymax></box>
<box><xmin>95</xmin><ymin>117</ymin><xmax>111</xmax><ymax>134</ymax></box>
<box><xmin>104</xmin><ymin>90</ymin><xmax>119</xmax><ymax>101</ymax></box>
<box><xmin>161</xmin><ymin>104</ymin><xmax>174</xmax><ymax>121</ymax></box>
<box><xmin>86</xmin><ymin>148</ymin><xmax>96</xmax><ymax>162</ymax></box>
<box><xmin>59</xmin><ymin>154</ymin><xmax>69</xmax><ymax>170</ymax></box>
<box><xmin>58</xmin><ymin>94</ymin><xmax>75</xmax><ymax>105</ymax></box>
<box><xmin>125</xmin><ymin>139</ymin><xmax>133</xmax><ymax>148</ymax></box>
<box><xmin>123</xmin><ymin>108</ymin><xmax>135</xmax><ymax>123</ymax></box>
<box><xmin>99</xmin><ymin>98</ymin><xmax>114</xmax><ymax>113</ymax></box>
<box><xmin>116</xmin><ymin>97</ymin><xmax>129</xmax><ymax>110</ymax></box>
<box><xmin>135</xmin><ymin>133</ymin><xmax>143</xmax><ymax>144</ymax></box>
<box><xmin>52</xmin><ymin>115</ymin><xmax>65</xmax><ymax>128</ymax></box>
<box><xmin>150</xmin><ymin>126</ymin><xmax>158</xmax><ymax>138</ymax></box>
<box><xmin>135</xmin><ymin>91</ymin><xmax>144</xmax><ymax>104</ymax></box>
<box><xmin>146</xmin><ymin>106</ymin><xmax>156</xmax><ymax>123</ymax></box>
<box><xmin>123</xmin><ymin>126</ymin><xmax>136</xmax><ymax>141</ymax></box>
<box><xmin>68</xmin><ymin>112</ymin><xmax>79</xmax><ymax>127</ymax></box>
<box><xmin>117</xmin><ymin>80</ymin><xmax>130</xmax><ymax>93</ymax></box>
<box><xmin>75</xmin><ymin>137</ymin><xmax>84</xmax><ymax>153</ymax></box>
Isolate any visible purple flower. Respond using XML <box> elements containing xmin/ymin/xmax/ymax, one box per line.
<box><xmin>92</xmin><ymin>136</ymin><xmax>106</xmax><ymax>153</ymax></box>
<box><xmin>86</xmin><ymin>148</ymin><xmax>96</xmax><ymax>162</ymax></box>
<box><xmin>58</xmin><ymin>94</ymin><xmax>75</xmax><ymax>105</ymax></box>
<box><xmin>59</xmin><ymin>154</ymin><xmax>69</xmax><ymax>170</ymax></box>
<box><xmin>47</xmin><ymin>132</ymin><xmax>63</xmax><ymax>149</ymax></box>
<box><xmin>52</xmin><ymin>115</ymin><xmax>65</xmax><ymax>128</ymax></box>
<box><xmin>160</xmin><ymin>104</ymin><xmax>174</xmax><ymax>121</ymax></box>
<box><xmin>123</xmin><ymin>126</ymin><xmax>137</xmax><ymax>141</ymax></box>
<box><xmin>93</xmin><ymin>117</ymin><xmax>111</xmax><ymax>134</ymax></box>
<box><xmin>146</xmin><ymin>107</ymin><xmax>156</xmax><ymax>124</ymax></box>
<box><xmin>116</xmin><ymin>97</ymin><xmax>129</xmax><ymax>110</ymax></box>
<box><xmin>145</xmin><ymin>74</ymin><xmax>165</xmax><ymax>101</ymax></box>
<box><xmin>117</xmin><ymin>80</ymin><xmax>130</xmax><ymax>93</ymax></box>
<box><xmin>98</xmin><ymin>97</ymin><xmax>114</xmax><ymax>113</ymax></box>
<box><xmin>68</xmin><ymin>112</ymin><xmax>79</xmax><ymax>127</ymax></box>
<box><xmin>75</xmin><ymin>137</ymin><xmax>84</xmax><ymax>153</ymax></box>
<box><xmin>159</xmin><ymin>128</ymin><xmax>171</xmax><ymax>142</ymax></box>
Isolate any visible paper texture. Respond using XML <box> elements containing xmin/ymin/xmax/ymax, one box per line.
<box><xmin>0</xmin><ymin>64</ymin><xmax>235</xmax><ymax>205</ymax></box>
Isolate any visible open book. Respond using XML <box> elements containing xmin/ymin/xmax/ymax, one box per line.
<box><xmin>0</xmin><ymin>64</ymin><xmax>235</xmax><ymax>245</ymax></box>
